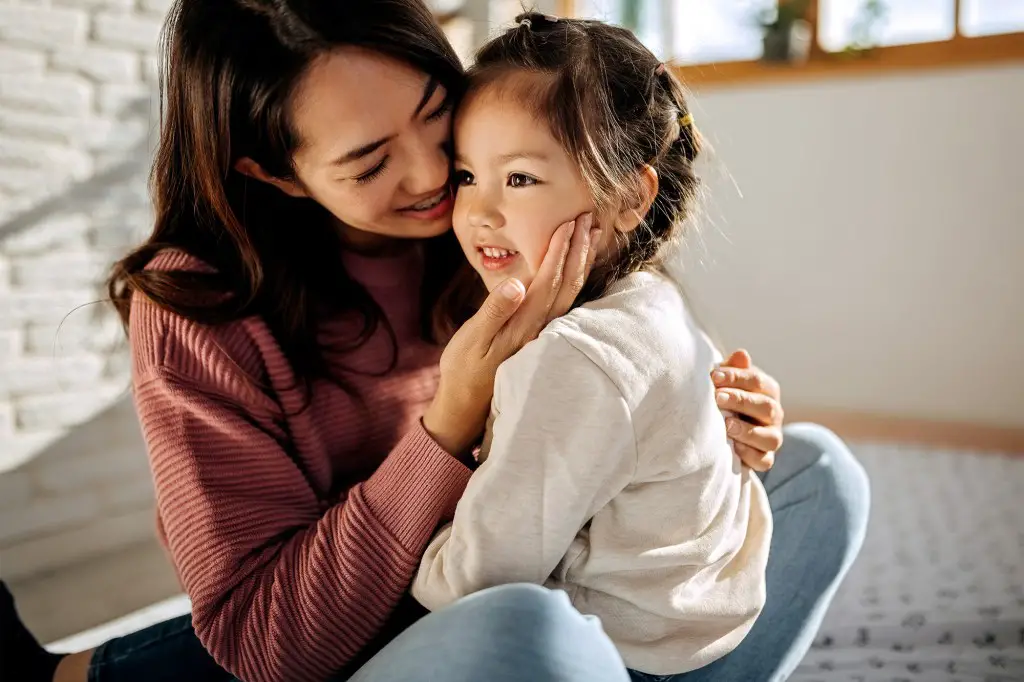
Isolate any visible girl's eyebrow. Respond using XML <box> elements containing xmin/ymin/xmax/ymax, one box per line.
<box><xmin>497</xmin><ymin>151</ymin><xmax>550</xmax><ymax>164</ymax></box>
<box><xmin>453</xmin><ymin>150</ymin><xmax>551</xmax><ymax>166</ymax></box>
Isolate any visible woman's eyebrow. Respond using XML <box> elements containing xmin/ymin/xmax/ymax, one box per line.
<box><xmin>334</xmin><ymin>137</ymin><xmax>390</xmax><ymax>166</ymax></box>
<box><xmin>333</xmin><ymin>77</ymin><xmax>440</xmax><ymax>166</ymax></box>
<box><xmin>413</xmin><ymin>77</ymin><xmax>440</xmax><ymax>118</ymax></box>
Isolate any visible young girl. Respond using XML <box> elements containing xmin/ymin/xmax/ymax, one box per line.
<box><xmin>411</xmin><ymin>14</ymin><xmax>772</xmax><ymax>679</ymax></box>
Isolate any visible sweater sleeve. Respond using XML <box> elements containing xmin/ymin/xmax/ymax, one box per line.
<box><xmin>411</xmin><ymin>334</ymin><xmax>636</xmax><ymax>611</ymax></box>
<box><xmin>135</xmin><ymin>364</ymin><xmax>471</xmax><ymax>682</ymax></box>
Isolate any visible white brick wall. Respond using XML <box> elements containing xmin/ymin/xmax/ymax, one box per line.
<box><xmin>52</xmin><ymin>46</ymin><xmax>140</xmax><ymax>84</ymax></box>
<box><xmin>0</xmin><ymin>0</ymin><xmax>162</xmax><ymax>577</ymax></box>
<box><xmin>92</xmin><ymin>13</ymin><xmax>164</xmax><ymax>51</ymax></box>
<box><xmin>0</xmin><ymin>46</ymin><xmax>47</xmax><ymax>74</ymax></box>
<box><xmin>0</xmin><ymin>5</ymin><xmax>90</xmax><ymax>50</ymax></box>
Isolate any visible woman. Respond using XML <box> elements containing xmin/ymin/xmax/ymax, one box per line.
<box><xmin>1</xmin><ymin>1</ymin><xmax>869</xmax><ymax>681</ymax></box>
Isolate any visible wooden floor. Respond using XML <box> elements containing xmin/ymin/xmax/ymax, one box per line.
<box><xmin>9</xmin><ymin>539</ymin><xmax>180</xmax><ymax>645</ymax></box>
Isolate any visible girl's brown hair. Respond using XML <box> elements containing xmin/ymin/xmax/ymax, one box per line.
<box><xmin>435</xmin><ymin>12</ymin><xmax>703</xmax><ymax>336</ymax></box>
<box><xmin>108</xmin><ymin>0</ymin><xmax>466</xmax><ymax>392</ymax></box>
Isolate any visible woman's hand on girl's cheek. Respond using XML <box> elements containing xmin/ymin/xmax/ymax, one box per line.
<box><xmin>546</xmin><ymin>212</ymin><xmax>600</xmax><ymax>323</ymax></box>
<box><xmin>711</xmin><ymin>349</ymin><xmax>784</xmax><ymax>472</ymax></box>
<box><xmin>423</xmin><ymin>214</ymin><xmax>598</xmax><ymax>456</ymax></box>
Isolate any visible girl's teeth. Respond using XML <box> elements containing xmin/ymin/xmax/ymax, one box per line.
<box><xmin>483</xmin><ymin>247</ymin><xmax>516</xmax><ymax>258</ymax></box>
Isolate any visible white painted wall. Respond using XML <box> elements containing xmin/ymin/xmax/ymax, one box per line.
<box><xmin>678</xmin><ymin>64</ymin><xmax>1024</xmax><ymax>428</ymax></box>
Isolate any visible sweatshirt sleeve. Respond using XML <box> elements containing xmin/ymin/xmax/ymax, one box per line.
<box><xmin>135</xmin><ymin>365</ymin><xmax>470</xmax><ymax>682</ymax></box>
<box><xmin>411</xmin><ymin>334</ymin><xmax>636</xmax><ymax>611</ymax></box>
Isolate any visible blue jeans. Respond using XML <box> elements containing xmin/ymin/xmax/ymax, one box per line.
<box><xmin>87</xmin><ymin>614</ymin><xmax>232</xmax><ymax>682</ymax></box>
<box><xmin>89</xmin><ymin>424</ymin><xmax>869</xmax><ymax>682</ymax></box>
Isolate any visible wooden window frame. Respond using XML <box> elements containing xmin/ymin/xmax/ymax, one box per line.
<box><xmin>556</xmin><ymin>0</ymin><xmax>1024</xmax><ymax>90</ymax></box>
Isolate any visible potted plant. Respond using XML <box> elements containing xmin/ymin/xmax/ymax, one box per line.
<box><xmin>842</xmin><ymin>0</ymin><xmax>888</xmax><ymax>56</ymax></box>
<box><xmin>758</xmin><ymin>0</ymin><xmax>812</xmax><ymax>64</ymax></box>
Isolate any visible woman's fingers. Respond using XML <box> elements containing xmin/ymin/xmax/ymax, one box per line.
<box><xmin>733</xmin><ymin>440</ymin><xmax>776</xmax><ymax>473</ymax></box>
<box><xmin>427</xmin><ymin>279</ymin><xmax>527</xmax><ymax>454</ymax></box>
<box><xmin>721</xmin><ymin>349</ymin><xmax>752</xmax><ymax>370</ymax></box>
<box><xmin>711</xmin><ymin>366</ymin><xmax>781</xmax><ymax>400</ymax></box>
<box><xmin>494</xmin><ymin>220</ymin><xmax>575</xmax><ymax>351</ymax></box>
<box><xmin>712</xmin><ymin>352</ymin><xmax>784</xmax><ymax>470</ymax></box>
<box><xmin>548</xmin><ymin>213</ymin><xmax>597</xmax><ymax>321</ymax></box>
<box><xmin>489</xmin><ymin>213</ymin><xmax>597</xmax><ymax>356</ymax></box>
<box><xmin>463</xmin><ymin>277</ymin><xmax>526</xmax><ymax>350</ymax></box>
<box><xmin>715</xmin><ymin>388</ymin><xmax>784</xmax><ymax>427</ymax></box>
<box><xmin>726</xmin><ymin>416</ymin><xmax>784</xmax><ymax>453</ymax></box>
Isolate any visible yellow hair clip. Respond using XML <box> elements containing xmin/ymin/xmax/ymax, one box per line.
<box><xmin>679</xmin><ymin>112</ymin><xmax>695</xmax><ymax>128</ymax></box>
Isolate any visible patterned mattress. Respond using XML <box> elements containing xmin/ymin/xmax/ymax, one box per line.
<box><xmin>791</xmin><ymin>444</ymin><xmax>1024</xmax><ymax>682</ymax></box>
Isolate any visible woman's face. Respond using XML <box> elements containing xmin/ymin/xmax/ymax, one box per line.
<box><xmin>285</xmin><ymin>47</ymin><xmax>456</xmax><ymax>247</ymax></box>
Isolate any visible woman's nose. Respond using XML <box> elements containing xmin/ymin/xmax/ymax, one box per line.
<box><xmin>403</xmin><ymin>134</ymin><xmax>450</xmax><ymax>197</ymax></box>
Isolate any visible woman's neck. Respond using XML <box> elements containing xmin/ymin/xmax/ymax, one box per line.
<box><xmin>337</xmin><ymin>221</ymin><xmax>416</xmax><ymax>258</ymax></box>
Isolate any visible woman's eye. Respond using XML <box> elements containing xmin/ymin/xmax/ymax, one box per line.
<box><xmin>426</xmin><ymin>98</ymin><xmax>453</xmax><ymax>122</ymax></box>
<box><xmin>508</xmin><ymin>173</ymin><xmax>537</xmax><ymax>188</ymax></box>
<box><xmin>354</xmin><ymin>157</ymin><xmax>389</xmax><ymax>184</ymax></box>
<box><xmin>454</xmin><ymin>170</ymin><xmax>474</xmax><ymax>186</ymax></box>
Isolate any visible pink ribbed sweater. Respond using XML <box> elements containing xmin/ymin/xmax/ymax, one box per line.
<box><xmin>129</xmin><ymin>248</ymin><xmax>471</xmax><ymax>682</ymax></box>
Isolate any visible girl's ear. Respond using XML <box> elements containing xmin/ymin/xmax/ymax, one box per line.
<box><xmin>615</xmin><ymin>165</ymin><xmax>658</xmax><ymax>234</ymax></box>
<box><xmin>234</xmin><ymin>157</ymin><xmax>308</xmax><ymax>198</ymax></box>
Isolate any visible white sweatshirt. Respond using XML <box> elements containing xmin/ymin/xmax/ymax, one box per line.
<box><xmin>412</xmin><ymin>271</ymin><xmax>772</xmax><ymax>675</ymax></box>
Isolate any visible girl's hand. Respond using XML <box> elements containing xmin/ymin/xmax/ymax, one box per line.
<box><xmin>711</xmin><ymin>350</ymin><xmax>784</xmax><ymax>472</ymax></box>
<box><xmin>423</xmin><ymin>213</ymin><xmax>599</xmax><ymax>454</ymax></box>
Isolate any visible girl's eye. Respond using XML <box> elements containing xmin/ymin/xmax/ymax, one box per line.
<box><xmin>454</xmin><ymin>170</ymin><xmax>475</xmax><ymax>186</ymax></box>
<box><xmin>508</xmin><ymin>173</ymin><xmax>537</xmax><ymax>188</ymax></box>
<box><xmin>354</xmin><ymin>157</ymin><xmax>389</xmax><ymax>184</ymax></box>
<box><xmin>426</xmin><ymin>98</ymin><xmax>453</xmax><ymax>122</ymax></box>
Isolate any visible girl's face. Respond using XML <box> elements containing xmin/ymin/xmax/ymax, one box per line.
<box><xmin>284</xmin><ymin>48</ymin><xmax>456</xmax><ymax>248</ymax></box>
<box><xmin>451</xmin><ymin>84</ymin><xmax>598</xmax><ymax>292</ymax></box>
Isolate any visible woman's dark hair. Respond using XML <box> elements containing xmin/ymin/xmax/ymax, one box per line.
<box><xmin>435</xmin><ymin>12</ymin><xmax>703</xmax><ymax>337</ymax></box>
<box><xmin>108</xmin><ymin>0</ymin><xmax>466</xmax><ymax>392</ymax></box>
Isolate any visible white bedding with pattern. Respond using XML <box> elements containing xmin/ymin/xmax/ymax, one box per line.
<box><xmin>791</xmin><ymin>444</ymin><xmax>1024</xmax><ymax>682</ymax></box>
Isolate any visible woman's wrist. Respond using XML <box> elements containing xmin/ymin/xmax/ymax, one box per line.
<box><xmin>422</xmin><ymin>395</ymin><xmax>479</xmax><ymax>457</ymax></box>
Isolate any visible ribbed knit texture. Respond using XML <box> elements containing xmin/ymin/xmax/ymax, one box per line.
<box><xmin>129</xmin><ymin>248</ymin><xmax>471</xmax><ymax>682</ymax></box>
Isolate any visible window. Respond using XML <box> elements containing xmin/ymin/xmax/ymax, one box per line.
<box><xmin>556</xmin><ymin>0</ymin><xmax>1024</xmax><ymax>87</ymax></box>
<box><xmin>667</xmin><ymin>1</ymin><xmax>766</xmax><ymax>65</ymax></box>
<box><xmin>572</xmin><ymin>0</ymin><xmax>767</xmax><ymax>63</ymax></box>
<box><xmin>959</xmin><ymin>0</ymin><xmax>1024</xmax><ymax>37</ymax></box>
<box><xmin>820</xmin><ymin>0</ymin><xmax>955</xmax><ymax>52</ymax></box>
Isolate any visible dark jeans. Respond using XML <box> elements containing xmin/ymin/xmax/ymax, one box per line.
<box><xmin>88</xmin><ymin>614</ymin><xmax>231</xmax><ymax>682</ymax></box>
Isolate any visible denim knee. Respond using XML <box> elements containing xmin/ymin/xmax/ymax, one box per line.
<box><xmin>781</xmin><ymin>423</ymin><xmax>871</xmax><ymax>572</ymax></box>
<box><xmin>349</xmin><ymin>584</ymin><xmax>630</xmax><ymax>682</ymax></box>
<box><xmin>455</xmin><ymin>583</ymin><xmax>580</xmax><ymax>628</ymax></box>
